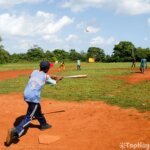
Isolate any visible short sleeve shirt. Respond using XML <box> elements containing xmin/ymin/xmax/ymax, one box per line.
<box><xmin>24</xmin><ymin>70</ymin><xmax>46</xmax><ymax>103</ymax></box>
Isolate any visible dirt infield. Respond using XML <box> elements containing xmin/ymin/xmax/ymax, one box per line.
<box><xmin>0</xmin><ymin>68</ymin><xmax>150</xmax><ymax>150</ymax></box>
<box><xmin>0</xmin><ymin>68</ymin><xmax>59</xmax><ymax>81</ymax></box>
<box><xmin>107</xmin><ymin>68</ymin><xmax>150</xmax><ymax>84</ymax></box>
<box><xmin>1</xmin><ymin>68</ymin><xmax>150</xmax><ymax>84</ymax></box>
<box><xmin>0</xmin><ymin>93</ymin><xmax>150</xmax><ymax>150</ymax></box>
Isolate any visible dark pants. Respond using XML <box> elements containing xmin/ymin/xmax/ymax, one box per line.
<box><xmin>131</xmin><ymin>63</ymin><xmax>136</xmax><ymax>68</ymax></box>
<box><xmin>15</xmin><ymin>102</ymin><xmax>47</xmax><ymax>137</ymax></box>
<box><xmin>77</xmin><ymin>65</ymin><xmax>81</xmax><ymax>70</ymax></box>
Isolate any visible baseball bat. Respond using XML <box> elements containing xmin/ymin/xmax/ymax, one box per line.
<box><xmin>63</xmin><ymin>74</ymin><xmax>87</xmax><ymax>78</ymax></box>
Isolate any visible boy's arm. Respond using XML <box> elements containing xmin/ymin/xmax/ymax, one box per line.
<box><xmin>46</xmin><ymin>74</ymin><xmax>63</xmax><ymax>85</ymax></box>
<box><xmin>53</xmin><ymin>75</ymin><xmax>63</xmax><ymax>83</ymax></box>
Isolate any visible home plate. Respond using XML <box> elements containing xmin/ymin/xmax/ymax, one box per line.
<box><xmin>38</xmin><ymin>135</ymin><xmax>60</xmax><ymax>144</ymax></box>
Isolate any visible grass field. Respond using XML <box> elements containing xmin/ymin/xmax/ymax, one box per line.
<box><xmin>0</xmin><ymin>62</ymin><xmax>150</xmax><ymax>111</ymax></box>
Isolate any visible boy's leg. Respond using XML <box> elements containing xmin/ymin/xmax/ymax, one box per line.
<box><xmin>6</xmin><ymin>102</ymin><xmax>38</xmax><ymax>145</ymax></box>
<box><xmin>15</xmin><ymin>102</ymin><xmax>38</xmax><ymax>137</ymax></box>
<box><xmin>143</xmin><ymin>67</ymin><xmax>145</xmax><ymax>73</ymax></box>
<box><xmin>79</xmin><ymin>65</ymin><xmax>81</xmax><ymax>70</ymax></box>
<box><xmin>6</xmin><ymin>128</ymin><xmax>18</xmax><ymax>146</ymax></box>
<box><xmin>131</xmin><ymin>63</ymin><xmax>133</xmax><ymax>68</ymax></box>
<box><xmin>132</xmin><ymin>63</ymin><xmax>135</xmax><ymax>68</ymax></box>
<box><xmin>34</xmin><ymin>103</ymin><xmax>51</xmax><ymax>130</ymax></box>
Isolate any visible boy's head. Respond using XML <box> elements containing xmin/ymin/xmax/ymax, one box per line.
<box><xmin>40</xmin><ymin>61</ymin><xmax>50</xmax><ymax>73</ymax></box>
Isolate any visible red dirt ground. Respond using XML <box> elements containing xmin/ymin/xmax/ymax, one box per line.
<box><xmin>107</xmin><ymin>68</ymin><xmax>150</xmax><ymax>84</ymax></box>
<box><xmin>0</xmin><ymin>68</ymin><xmax>150</xmax><ymax>150</ymax></box>
<box><xmin>0</xmin><ymin>68</ymin><xmax>59</xmax><ymax>81</ymax></box>
<box><xmin>125</xmin><ymin>68</ymin><xmax>150</xmax><ymax>84</ymax></box>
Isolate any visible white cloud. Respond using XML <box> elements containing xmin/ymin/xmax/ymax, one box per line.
<box><xmin>0</xmin><ymin>0</ymin><xmax>44</xmax><ymax>7</ymax></box>
<box><xmin>62</xmin><ymin>0</ymin><xmax>106</xmax><ymax>12</ymax></box>
<box><xmin>65</xmin><ymin>34</ymin><xmax>78</xmax><ymax>41</ymax></box>
<box><xmin>0</xmin><ymin>11</ymin><xmax>73</xmax><ymax>37</ymax></box>
<box><xmin>42</xmin><ymin>16</ymin><xmax>73</xmax><ymax>34</ymax></box>
<box><xmin>0</xmin><ymin>13</ymin><xmax>29</xmax><ymax>36</ymax></box>
<box><xmin>116</xmin><ymin>0</ymin><xmax>150</xmax><ymax>15</ymax></box>
<box><xmin>3</xmin><ymin>38</ymin><xmax>35</xmax><ymax>54</ymax></box>
<box><xmin>62</xmin><ymin>0</ymin><xmax>150</xmax><ymax>15</ymax></box>
<box><xmin>18</xmin><ymin>39</ymin><xmax>34</xmax><ymax>50</ymax></box>
<box><xmin>85</xmin><ymin>26</ymin><xmax>100</xmax><ymax>33</ymax></box>
<box><xmin>42</xmin><ymin>35</ymin><xmax>62</xmax><ymax>43</ymax></box>
<box><xmin>90</xmin><ymin>36</ymin><xmax>115</xmax><ymax>46</ymax></box>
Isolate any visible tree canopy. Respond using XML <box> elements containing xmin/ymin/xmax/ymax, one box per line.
<box><xmin>0</xmin><ymin>35</ymin><xmax>150</xmax><ymax>64</ymax></box>
<box><xmin>0</xmin><ymin>36</ymin><xmax>10</xmax><ymax>64</ymax></box>
<box><xmin>112</xmin><ymin>41</ymin><xmax>136</xmax><ymax>62</ymax></box>
<box><xmin>27</xmin><ymin>45</ymin><xmax>45</xmax><ymax>62</ymax></box>
<box><xmin>87</xmin><ymin>47</ymin><xmax>105</xmax><ymax>62</ymax></box>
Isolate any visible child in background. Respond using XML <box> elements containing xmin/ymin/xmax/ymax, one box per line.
<box><xmin>77</xmin><ymin>59</ymin><xmax>81</xmax><ymax>70</ymax></box>
<box><xmin>140</xmin><ymin>58</ymin><xmax>147</xmax><ymax>73</ymax></box>
<box><xmin>131</xmin><ymin>57</ymin><xmax>136</xmax><ymax>68</ymax></box>
<box><xmin>59</xmin><ymin>61</ymin><xmax>65</xmax><ymax>71</ymax></box>
<box><xmin>6</xmin><ymin>61</ymin><xmax>63</xmax><ymax>146</ymax></box>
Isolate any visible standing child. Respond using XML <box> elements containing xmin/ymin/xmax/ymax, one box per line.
<box><xmin>131</xmin><ymin>57</ymin><xmax>136</xmax><ymax>68</ymax></box>
<box><xmin>77</xmin><ymin>59</ymin><xmax>81</xmax><ymax>70</ymax></box>
<box><xmin>140</xmin><ymin>58</ymin><xmax>147</xmax><ymax>73</ymax></box>
<box><xmin>59</xmin><ymin>61</ymin><xmax>65</xmax><ymax>71</ymax></box>
<box><xmin>6</xmin><ymin>61</ymin><xmax>63</xmax><ymax>146</ymax></box>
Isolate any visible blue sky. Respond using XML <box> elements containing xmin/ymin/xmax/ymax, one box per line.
<box><xmin>0</xmin><ymin>0</ymin><xmax>150</xmax><ymax>55</ymax></box>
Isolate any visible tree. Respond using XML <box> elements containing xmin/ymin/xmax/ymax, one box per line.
<box><xmin>44</xmin><ymin>50</ymin><xmax>56</xmax><ymax>62</ymax></box>
<box><xmin>27</xmin><ymin>45</ymin><xmax>44</xmax><ymax>61</ymax></box>
<box><xmin>104</xmin><ymin>55</ymin><xmax>112</xmax><ymax>62</ymax></box>
<box><xmin>9</xmin><ymin>53</ymin><xmax>27</xmax><ymax>63</ymax></box>
<box><xmin>87</xmin><ymin>47</ymin><xmax>105</xmax><ymax>62</ymax></box>
<box><xmin>0</xmin><ymin>49</ymin><xmax>10</xmax><ymax>64</ymax></box>
<box><xmin>80</xmin><ymin>51</ymin><xmax>87</xmax><ymax>61</ymax></box>
<box><xmin>53</xmin><ymin>49</ymin><xmax>69</xmax><ymax>61</ymax></box>
<box><xmin>135</xmin><ymin>47</ymin><xmax>150</xmax><ymax>61</ymax></box>
<box><xmin>112</xmin><ymin>41</ymin><xmax>135</xmax><ymax>62</ymax></box>
<box><xmin>146</xmin><ymin>48</ymin><xmax>150</xmax><ymax>61</ymax></box>
<box><xmin>69</xmin><ymin>49</ymin><xmax>81</xmax><ymax>61</ymax></box>
<box><xmin>0</xmin><ymin>36</ymin><xmax>10</xmax><ymax>64</ymax></box>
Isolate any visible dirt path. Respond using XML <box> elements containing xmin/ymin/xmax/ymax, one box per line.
<box><xmin>0</xmin><ymin>68</ymin><xmax>59</xmax><ymax>81</ymax></box>
<box><xmin>125</xmin><ymin>69</ymin><xmax>150</xmax><ymax>84</ymax></box>
<box><xmin>0</xmin><ymin>93</ymin><xmax>150</xmax><ymax>150</ymax></box>
<box><xmin>1</xmin><ymin>68</ymin><xmax>150</xmax><ymax>84</ymax></box>
<box><xmin>107</xmin><ymin>68</ymin><xmax>150</xmax><ymax>84</ymax></box>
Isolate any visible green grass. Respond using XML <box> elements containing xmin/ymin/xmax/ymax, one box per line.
<box><xmin>0</xmin><ymin>62</ymin><xmax>149</xmax><ymax>111</ymax></box>
<box><xmin>0</xmin><ymin>62</ymin><xmax>38</xmax><ymax>71</ymax></box>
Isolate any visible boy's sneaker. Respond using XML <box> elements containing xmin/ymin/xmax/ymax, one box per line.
<box><xmin>6</xmin><ymin>128</ymin><xmax>18</xmax><ymax>146</ymax></box>
<box><xmin>40</xmin><ymin>124</ymin><xmax>52</xmax><ymax>130</ymax></box>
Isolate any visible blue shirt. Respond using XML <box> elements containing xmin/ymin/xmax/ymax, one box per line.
<box><xmin>24</xmin><ymin>70</ymin><xmax>56</xmax><ymax>103</ymax></box>
<box><xmin>24</xmin><ymin>70</ymin><xmax>46</xmax><ymax>103</ymax></box>
<box><xmin>140</xmin><ymin>59</ymin><xmax>147</xmax><ymax>68</ymax></box>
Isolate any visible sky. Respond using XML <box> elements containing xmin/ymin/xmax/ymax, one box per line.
<box><xmin>0</xmin><ymin>0</ymin><xmax>150</xmax><ymax>55</ymax></box>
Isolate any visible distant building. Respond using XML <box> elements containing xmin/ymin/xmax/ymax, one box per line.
<box><xmin>88</xmin><ymin>58</ymin><xmax>95</xmax><ymax>63</ymax></box>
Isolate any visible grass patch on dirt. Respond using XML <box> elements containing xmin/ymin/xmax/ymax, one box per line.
<box><xmin>0</xmin><ymin>62</ymin><xmax>149</xmax><ymax>111</ymax></box>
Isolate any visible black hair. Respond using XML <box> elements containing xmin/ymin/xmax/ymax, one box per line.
<box><xmin>40</xmin><ymin>61</ymin><xmax>50</xmax><ymax>72</ymax></box>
